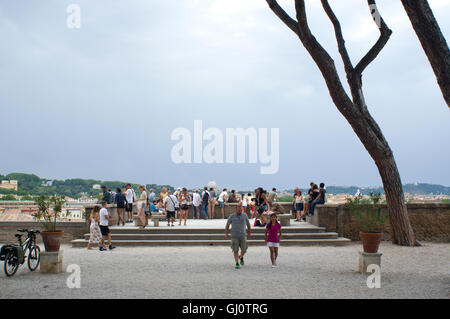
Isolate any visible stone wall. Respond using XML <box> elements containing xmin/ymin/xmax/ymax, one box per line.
<box><xmin>313</xmin><ymin>203</ymin><xmax>450</xmax><ymax>242</ymax></box>
<box><xmin>0</xmin><ymin>221</ymin><xmax>88</xmax><ymax>244</ymax></box>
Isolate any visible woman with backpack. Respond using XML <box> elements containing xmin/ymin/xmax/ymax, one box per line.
<box><xmin>115</xmin><ymin>188</ymin><xmax>126</xmax><ymax>226</ymax></box>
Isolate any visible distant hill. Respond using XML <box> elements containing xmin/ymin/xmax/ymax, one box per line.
<box><xmin>0</xmin><ymin>172</ymin><xmax>174</xmax><ymax>198</ymax></box>
<box><xmin>288</xmin><ymin>183</ymin><xmax>450</xmax><ymax>196</ymax></box>
<box><xmin>1</xmin><ymin>172</ymin><xmax>448</xmax><ymax>197</ymax></box>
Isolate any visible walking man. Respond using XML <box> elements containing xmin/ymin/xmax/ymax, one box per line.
<box><xmin>99</xmin><ymin>201</ymin><xmax>116</xmax><ymax>251</ymax></box>
<box><xmin>225</xmin><ymin>203</ymin><xmax>251</xmax><ymax>269</ymax></box>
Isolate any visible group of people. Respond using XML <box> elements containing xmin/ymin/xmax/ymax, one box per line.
<box><xmin>90</xmin><ymin>183</ymin><xmax>326</xmax><ymax>267</ymax></box>
<box><xmin>292</xmin><ymin>182</ymin><xmax>326</xmax><ymax>222</ymax></box>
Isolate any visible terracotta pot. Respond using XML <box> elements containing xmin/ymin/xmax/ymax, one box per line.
<box><xmin>41</xmin><ymin>231</ymin><xmax>64</xmax><ymax>252</ymax></box>
<box><xmin>360</xmin><ymin>232</ymin><xmax>383</xmax><ymax>253</ymax></box>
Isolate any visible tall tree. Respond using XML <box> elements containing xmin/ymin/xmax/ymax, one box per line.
<box><xmin>401</xmin><ymin>0</ymin><xmax>450</xmax><ymax>108</ymax></box>
<box><xmin>266</xmin><ymin>0</ymin><xmax>419</xmax><ymax>246</ymax></box>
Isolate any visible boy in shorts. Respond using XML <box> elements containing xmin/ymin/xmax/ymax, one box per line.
<box><xmin>99</xmin><ymin>201</ymin><xmax>116</xmax><ymax>251</ymax></box>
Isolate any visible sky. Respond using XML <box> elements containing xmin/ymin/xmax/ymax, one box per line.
<box><xmin>0</xmin><ymin>0</ymin><xmax>449</xmax><ymax>190</ymax></box>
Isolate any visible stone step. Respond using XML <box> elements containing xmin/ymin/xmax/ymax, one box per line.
<box><xmin>72</xmin><ymin>237</ymin><xmax>351</xmax><ymax>247</ymax></box>
<box><xmin>83</xmin><ymin>232</ymin><xmax>339</xmax><ymax>241</ymax></box>
<box><xmin>107</xmin><ymin>226</ymin><xmax>327</xmax><ymax>234</ymax></box>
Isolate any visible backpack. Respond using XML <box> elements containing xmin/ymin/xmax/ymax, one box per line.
<box><xmin>203</xmin><ymin>191</ymin><xmax>210</xmax><ymax>202</ymax></box>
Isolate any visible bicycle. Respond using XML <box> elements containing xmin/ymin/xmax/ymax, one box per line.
<box><xmin>0</xmin><ymin>229</ymin><xmax>41</xmax><ymax>277</ymax></box>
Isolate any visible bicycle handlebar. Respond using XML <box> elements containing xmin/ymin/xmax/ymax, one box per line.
<box><xmin>17</xmin><ymin>229</ymin><xmax>40</xmax><ymax>234</ymax></box>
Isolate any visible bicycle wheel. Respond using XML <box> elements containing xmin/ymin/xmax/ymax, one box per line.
<box><xmin>4</xmin><ymin>251</ymin><xmax>19</xmax><ymax>277</ymax></box>
<box><xmin>27</xmin><ymin>246</ymin><xmax>40</xmax><ymax>271</ymax></box>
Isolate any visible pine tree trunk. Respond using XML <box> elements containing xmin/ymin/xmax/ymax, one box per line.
<box><xmin>401</xmin><ymin>0</ymin><xmax>450</xmax><ymax>107</ymax></box>
<box><xmin>341</xmin><ymin>105</ymin><xmax>420</xmax><ymax>246</ymax></box>
<box><xmin>374</xmin><ymin>155</ymin><xmax>419</xmax><ymax>246</ymax></box>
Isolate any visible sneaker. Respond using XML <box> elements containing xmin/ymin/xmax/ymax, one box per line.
<box><xmin>235</xmin><ymin>263</ymin><xmax>240</xmax><ymax>269</ymax></box>
<box><xmin>99</xmin><ymin>247</ymin><xmax>106</xmax><ymax>251</ymax></box>
<box><xmin>109</xmin><ymin>245</ymin><xmax>116</xmax><ymax>250</ymax></box>
<box><xmin>239</xmin><ymin>257</ymin><xmax>245</xmax><ymax>266</ymax></box>
<box><xmin>272</xmin><ymin>264</ymin><xmax>276</xmax><ymax>268</ymax></box>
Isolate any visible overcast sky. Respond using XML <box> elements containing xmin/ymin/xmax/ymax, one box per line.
<box><xmin>0</xmin><ymin>0</ymin><xmax>449</xmax><ymax>190</ymax></box>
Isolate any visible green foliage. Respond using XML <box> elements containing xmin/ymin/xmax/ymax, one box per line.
<box><xmin>33</xmin><ymin>195</ymin><xmax>66</xmax><ymax>232</ymax></box>
<box><xmin>0</xmin><ymin>194</ymin><xmax>17</xmax><ymax>201</ymax></box>
<box><xmin>442</xmin><ymin>199</ymin><xmax>450</xmax><ymax>204</ymax></box>
<box><xmin>0</xmin><ymin>172</ymin><xmax>174</xmax><ymax>199</ymax></box>
<box><xmin>347</xmin><ymin>192</ymin><xmax>388</xmax><ymax>233</ymax></box>
<box><xmin>278</xmin><ymin>195</ymin><xmax>294</xmax><ymax>202</ymax></box>
<box><xmin>20</xmin><ymin>195</ymin><xmax>34</xmax><ymax>201</ymax></box>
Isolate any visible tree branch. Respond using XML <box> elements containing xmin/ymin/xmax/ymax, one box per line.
<box><xmin>354</xmin><ymin>0</ymin><xmax>393</xmax><ymax>76</ymax></box>
<box><xmin>320</xmin><ymin>0</ymin><xmax>354</xmax><ymax>75</ymax></box>
<box><xmin>265</xmin><ymin>0</ymin><xmax>299</xmax><ymax>36</ymax></box>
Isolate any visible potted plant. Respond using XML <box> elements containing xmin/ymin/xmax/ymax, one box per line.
<box><xmin>33</xmin><ymin>195</ymin><xmax>66</xmax><ymax>252</ymax></box>
<box><xmin>347</xmin><ymin>192</ymin><xmax>387</xmax><ymax>253</ymax></box>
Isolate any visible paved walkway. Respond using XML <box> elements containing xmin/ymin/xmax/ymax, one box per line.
<box><xmin>0</xmin><ymin>242</ymin><xmax>448</xmax><ymax>299</ymax></box>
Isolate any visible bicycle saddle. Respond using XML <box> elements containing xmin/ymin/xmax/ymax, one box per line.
<box><xmin>14</xmin><ymin>234</ymin><xmax>23</xmax><ymax>238</ymax></box>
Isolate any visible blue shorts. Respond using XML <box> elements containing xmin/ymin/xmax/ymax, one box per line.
<box><xmin>219</xmin><ymin>201</ymin><xmax>224</xmax><ymax>208</ymax></box>
<box><xmin>295</xmin><ymin>203</ymin><xmax>304</xmax><ymax>211</ymax></box>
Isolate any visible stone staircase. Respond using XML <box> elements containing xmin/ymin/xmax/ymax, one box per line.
<box><xmin>71</xmin><ymin>222</ymin><xmax>351</xmax><ymax>247</ymax></box>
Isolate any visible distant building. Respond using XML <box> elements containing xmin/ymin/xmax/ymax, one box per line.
<box><xmin>0</xmin><ymin>180</ymin><xmax>18</xmax><ymax>191</ymax></box>
<box><xmin>41</xmin><ymin>180</ymin><xmax>53</xmax><ymax>187</ymax></box>
<box><xmin>92</xmin><ymin>184</ymin><xmax>101</xmax><ymax>190</ymax></box>
<box><xmin>207</xmin><ymin>179</ymin><xmax>218</xmax><ymax>192</ymax></box>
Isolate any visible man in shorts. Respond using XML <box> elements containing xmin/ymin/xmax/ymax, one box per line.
<box><xmin>99</xmin><ymin>201</ymin><xmax>116</xmax><ymax>251</ymax></box>
<box><xmin>125</xmin><ymin>184</ymin><xmax>134</xmax><ymax>223</ymax></box>
<box><xmin>225</xmin><ymin>203</ymin><xmax>251</xmax><ymax>269</ymax></box>
<box><xmin>164</xmin><ymin>191</ymin><xmax>178</xmax><ymax>227</ymax></box>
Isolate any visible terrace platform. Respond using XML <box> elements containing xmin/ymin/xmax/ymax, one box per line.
<box><xmin>71</xmin><ymin>218</ymin><xmax>351</xmax><ymax>247</ymax></box>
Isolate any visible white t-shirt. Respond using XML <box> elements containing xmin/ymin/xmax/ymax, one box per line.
<box><xmin>218</xmin><ymin>191</ymin><xmax>227</xmax><ymax>202</ymax></box>
<box><xmin>192</xmin><ymin>193</ymin><xmax>201</xmax><ymax>206</ymax></box>
<box><xmin>165</xmin><ymin>195</ymin><xmax>178</xmax><ymax>212</ymax></box>
<box><xmin>242</xmin><ymin>195</ymin><xmax>248</xmax><ymax>207</ymax></box>
<box><xmin>138</xmin><ymin>191</ymin><xmax>147</xmax><ymax>209</ymax></box>
<box><xmin>99</xmin><ymin>207</ymin><xmax>109</xmax><ymax>226</ymax></box>
<box><xmin>125</xmin><ymin>189</ymin><xmax>134</xmax><ymax>203</ymax></box>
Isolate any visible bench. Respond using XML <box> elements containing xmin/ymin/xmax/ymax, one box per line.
<box><xmin>133</xmin><ymin>214</ymin><xmax>166</xmax><ymax>227</ymax></box>
<box><xmin>276</xmin><ymin>213</ymin><xmax>291</xmax><ymax>226</ymax></box>
<box><xmin>150</xmin><ymin>214</ymin><xmax>165</xmax><ymax>227</ymax></box>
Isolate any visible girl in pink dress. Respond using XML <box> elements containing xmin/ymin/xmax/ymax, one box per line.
<box><xmin>265</xmin><ymin>213</ymin><xmax>282</xmax><ymax>268</ymax></box>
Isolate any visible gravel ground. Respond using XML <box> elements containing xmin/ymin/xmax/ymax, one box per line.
<box><xmin>0</xmin><ymin>242</ymin><xmax>449</xmax><ymax>299</ymax></box>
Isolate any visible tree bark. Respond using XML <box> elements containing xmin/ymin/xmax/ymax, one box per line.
<box><xmin>266</xmin><ymin>0</ymin><xmax>419</xmax><ymax>245</ymax></box>
<box><xmin>401</xmin><ymin>0</ymin><xmax>450</xmax><ymax>107</ymax></box>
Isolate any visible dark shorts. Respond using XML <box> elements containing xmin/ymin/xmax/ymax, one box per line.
<box><xmin>167</xmin><ymin>211</ymin><xmax>175</xmax><ymax>219</ymax></box>
<box><xmin>181</xmin><ymin>204</ymin><xmax>188</xmax><ymax>210</ymax></box>
<box><xmin>117</xmin><ymin>203</ymin><xmax>125</xmax><ymax>209</ymax></box>
<box><xmin>125</xmin><ymin>203</ymin><xmax>133</xmax><ymax>212</ymax></box>
<box><xmin>257</xmin><ymin>205</ymin><xmax>267</xmax><ymax>215</ymax></box>
<box><xmin>99</xmin><ymin>225</ymin><xmax>110</xmax><ymax>236</ymax></box>
<box><xmin>295</xmin><ymin>203</ymin><xmax>304</xmax><ymax>211</ymax></box>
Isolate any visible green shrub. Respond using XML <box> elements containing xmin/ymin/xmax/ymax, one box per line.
<box><xmin>347</xmin><ymin>192</ymin><xmax>388</xmax><ymax>233</ymax></box>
